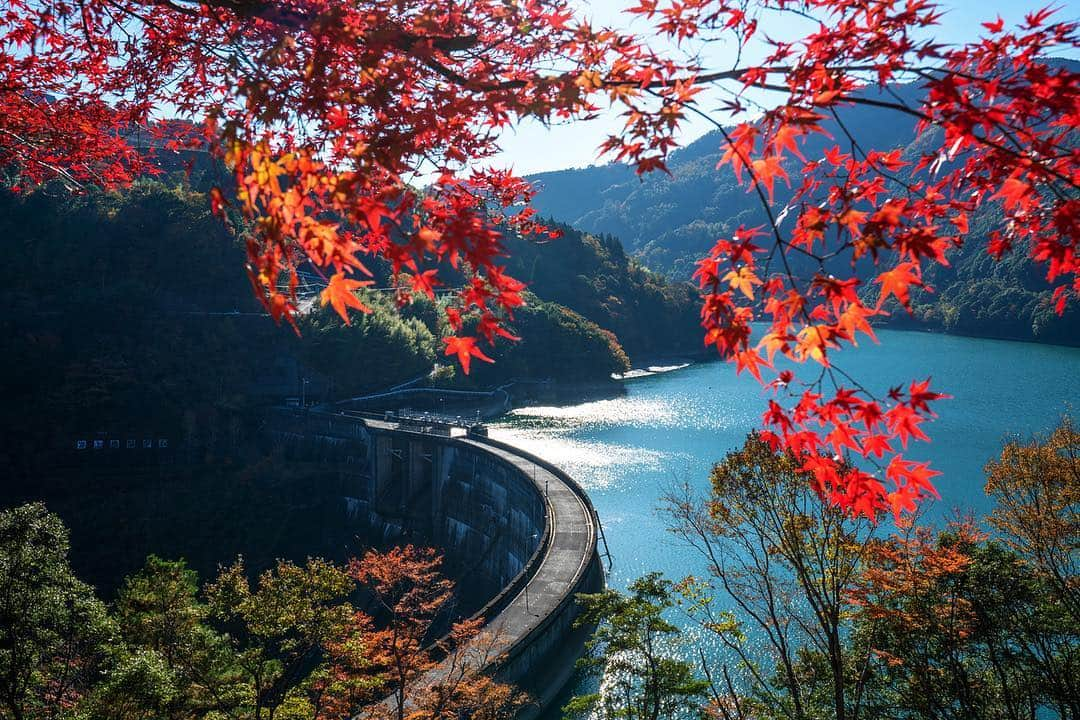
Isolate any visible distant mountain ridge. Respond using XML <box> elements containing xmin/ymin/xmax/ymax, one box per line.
<box><xmin>528</xmin><ymin>84</ymin><xmax>939</xmax><ymax>271</ymax></box>
<box><xmin>526</xmin><ymin>71</ymin><xmax>1079</xmax><ymax>345</ymax></box>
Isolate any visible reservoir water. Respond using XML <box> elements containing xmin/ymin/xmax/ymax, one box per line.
<box><xmin>491</xmin><ymin>329</ymin><xmax>1080</xmax><ymax>593</ymax></box>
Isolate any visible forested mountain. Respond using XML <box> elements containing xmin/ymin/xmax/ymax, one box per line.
<box><xmin>527</xmin><ymin>73</ymin><xmax>1079</xmax><ymax>345</ymax></box>
<box><xmin>0</xmin><ymin>178</ymin><xmax>704</xmax><ymax>452</ymax></box>
<box><xmin>0</xmin><ymin>180</ymin><xmax>693</xmax><ymax>586</ymax></box>
<box><xmin>526</xmin><ymin>83</ymin><xmax>927</xmax><ymax>276</ymax></box>
<box><xmin>501</xmin><ymin>222</ymin><xmax>702</xmax><ymax>359</ymax></box>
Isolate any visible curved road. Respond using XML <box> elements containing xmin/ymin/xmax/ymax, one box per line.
<box><xmin>461</xmin><ymin>436</ymin><xmax>598</xmax><ymax>660</ymax></box>
<box><xmin>357</xmin><ymin>416</ymin><xmax>602</xmax><ymax>716</ymax></box>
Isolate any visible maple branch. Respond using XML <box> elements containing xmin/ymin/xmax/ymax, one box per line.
<box><xmin>0</xmin><ymin>128</ymin><xmax>89</xmax><ymax>190</ymax></box>
<box><xmin>655</xmin><ymin>94</ymin><xmax>893</xmax><ymax>405</ymax></box>
<box><xmin>173</xmin><ymin>0</ymin><xmax>313</xmax><ymax>27</ymax></box>
<box><xmin>612</xmin><ymin>63</ymin><xmax>960</xmax><ymax>92</ymax></box>
<box><xmin>613</xmin><ymin>57</ymin><xmax>1080</xmax><ymax>197</ymax></box>
<box><xmin>652</xmin><ymin>88</ymin><xmax>854</xmax><ymax>380</ymax></box>
<box><xmin>718</xmin><ymin>76</ymin><xmax>1080</xmax><ymax>194</ymax></box>
<box><xmin>646</xmin><ymin>87</ymin><xmax>789</xmax><ymax>264</ymax></box>
<box><xmin>145</xmin><ymin>0</ymin><xmax>201</xmax><ymax>17</ymax></box>
<box><xmin>145</xmin><ymin>0</ymin><xmax>487</xmax><ymax>78</ymax></box>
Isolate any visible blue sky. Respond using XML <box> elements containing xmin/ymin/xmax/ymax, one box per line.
<box><xmin>491</xmin><ymin>0</ymin><xmax>1080</xmax><ymax>176</ymax></box>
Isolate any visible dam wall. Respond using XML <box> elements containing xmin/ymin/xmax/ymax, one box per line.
<box><xmin>266</xmin><ymin>409</ymin><xmax>604</xmax><ymax>715</ymax></box>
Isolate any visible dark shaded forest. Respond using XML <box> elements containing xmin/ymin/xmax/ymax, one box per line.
<box><xmin>0</xmin><ymin>178</ymin><xmax>703</xmax><ymax>591</ymax></box>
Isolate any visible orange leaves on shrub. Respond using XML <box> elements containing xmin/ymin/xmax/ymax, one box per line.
<box><xmin>852</xmin><ymin>519</ymin><xmax>984</xmax><ymax>632</ymax></box>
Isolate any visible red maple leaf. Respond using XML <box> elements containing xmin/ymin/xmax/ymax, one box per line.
<box><xmin>321</xmin><ymin>273</ymin><xmax>374</xmax><ymax>323</ymax></box>
<box><xmin>443</xmin><ymin>336</ymin><xmax>494</xmax><ymax>375</ymax></box>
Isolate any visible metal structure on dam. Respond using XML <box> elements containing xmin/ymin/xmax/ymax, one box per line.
<box><xmin>268</xmin><ymin>408</ymin><xmax>606</xmax><ymax>718</ymax></box>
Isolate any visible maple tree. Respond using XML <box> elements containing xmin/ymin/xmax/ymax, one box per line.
<box><xmin>3</xmin><ymin>0</ymin><xmax>1078</xmax><ymax>518</ymax></box>
<box><xmin>599</xmin><ymin>0</ymin><xmax>1078</xmax><ymax>520</ymax></box>
<box><xmin>984</xmin><ymin>417</ymin><xmax>1080</xmax><ymax>623</ymax></box>
<box><xmin>349</xmin><ymin>545</ymin><xmax>524</xmax><ymax>720</ymax></box>
<box><xmin>350</xmin><ymin>545</ymin><xmax>454</xmax><ymax>720</ymax></box>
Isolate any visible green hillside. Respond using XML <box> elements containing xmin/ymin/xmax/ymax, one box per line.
<box><xmin>0</xmin><ymin>178</ymin><xmax>706</xmax><ymax>454</ymax></box>
<box><xmin>526</xmin><ymin>78</ymin><xmax>1079</xmax><ymax>345</ymax></box>
<box><xmin>500</xmin><ymin>223</ymin><xmax>703</xmax><ymax>360</ymax></box>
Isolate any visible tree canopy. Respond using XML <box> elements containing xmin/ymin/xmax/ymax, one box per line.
<box><xmin>575</xmin><ymin>422</ymin><xmax>1079</xmax><ymax>720</ymax></box>
<box><xmin>0</xmin><ymin>505</ymin><xmax>520</xmax><ymax>720</ymax></box>
<box><xmin>3</xmin><ymin>0</ymin><xmax>1077</xmax><ymax>517</ymax></box>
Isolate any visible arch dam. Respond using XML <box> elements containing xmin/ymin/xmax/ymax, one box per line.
<box><xmin>266</xmin><ymin>408</ymin><xmax>606</xmax><ymax>718</ymax></box>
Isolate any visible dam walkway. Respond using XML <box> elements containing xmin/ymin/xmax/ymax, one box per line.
<box><xmin>355</xmin><ymin>417</ymin><xmax>604</xmax><ymax>716</ymax></box>
<box><xmin>460</xmin><ymin>436</ymin><xmax>596</xmax><ymax>655</ymax></box>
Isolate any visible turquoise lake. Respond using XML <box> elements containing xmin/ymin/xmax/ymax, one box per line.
<box><xmin>491</xmin><ymin>329</ymin><xmax>1080</xmax><ymax>593</ymax></box>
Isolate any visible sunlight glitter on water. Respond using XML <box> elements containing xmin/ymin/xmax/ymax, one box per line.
<box><xmin>488</xmin><ymin>425</ymin><xmax>670</xmax><ymax>491</ymax></box>
<box><xmin>506</xmin><ymin>395</ymin><xmax>681</xmax><ymax>428</ymax></box>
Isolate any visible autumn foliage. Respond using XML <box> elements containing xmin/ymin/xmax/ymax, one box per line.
<box><xmin>3</xmin><ymin>0</ymin><xmax>601</xmax><ymax>335</ymax></box>
<box><xmin>984</xmin><ymin>420</ymin><xmax>1080</xmax><ymax>622</ymax></box>
<box><xmin>610</xmin><ymin>1</ymin><xmax>1078</xmax><ymax>520</ymax></box>
<box><xmin>640</xmin><ymin>427</ymin><xmax>1080</xmax><ymax>720</ymax></box>
<box><xmin>0</xmin><ymin>521</ymin><xmax>521</xmax><ymax>720</ymax></box>
<box><xmin>349</xmin><ymin>545</ymin><xmax>524</xmax><ymax>720</ymax></box>
<box><xmin>2</xmin><ymin>0</ymin><xmax>1078</xmax><ymax>517</ymax></box>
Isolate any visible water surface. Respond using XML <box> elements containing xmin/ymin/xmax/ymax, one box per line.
<box><xmin>492</xmin><ymin>329</ymin><xmax>1080</xmax><ymax>591</ymax></box>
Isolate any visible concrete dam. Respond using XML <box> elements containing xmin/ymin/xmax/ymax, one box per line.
<box><xmin>267</xmin><ymin>409</ymin><xmax>606</xmax><ymax>717</ymax></box>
